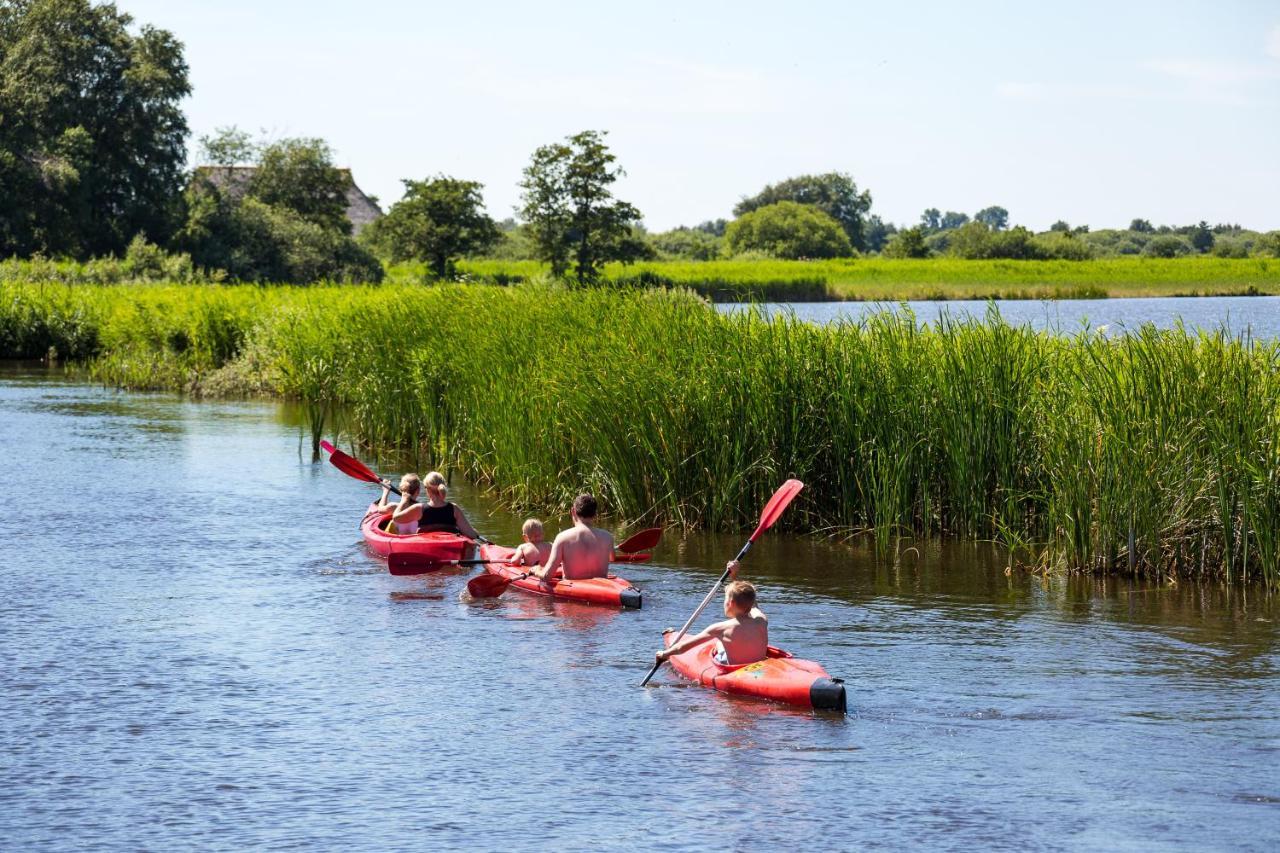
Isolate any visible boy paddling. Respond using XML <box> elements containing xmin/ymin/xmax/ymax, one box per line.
<box><xmin>532</xmin><ymin>494</ymin><xmax>614</xmax><ymax>581</ymax></box>
<box><xmin>655</xmin><ymin>563</ymin><xmax>768</xmax><ymax>666</ymax></box>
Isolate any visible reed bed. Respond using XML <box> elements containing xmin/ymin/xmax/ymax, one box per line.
<box><xmin>415</xmin><ymin>256</ymin><xmax>1280</xmax><ymax>301</ymax></box>
<box><xmin>3</xmin><ymin>279</ymin><xmax>1278</xmax><ymax>587</ymax></box>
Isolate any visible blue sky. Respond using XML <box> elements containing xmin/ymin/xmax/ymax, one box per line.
<box><xmin>117</xmin><ymin>0</ymin><xmax>1280</xmax><ymax>231</ymax></box>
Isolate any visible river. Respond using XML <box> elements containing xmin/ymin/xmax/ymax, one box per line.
<box><xmin>0</xmin><ymin>366</ymin><xmax>1276</xmax><ymax>851</ymax></box>
<box><xmin>720</xmin><ymin>295</ymin><xmax>1280</xmax><ymax>338</ymax></box>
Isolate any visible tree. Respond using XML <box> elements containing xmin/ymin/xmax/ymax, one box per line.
<box><xmin>693</xmin><ymin>219</ymin><xmax>727</xmax><ymax>237</ymax></box>
<box><xmin>1050</xmin><ymin>220</ymin><xmax>1071</xmax><ymax>232</ymax></box>
<box><xmin>1142</xmin><ymin>235</ymin><xmax>1191</xmax><ymax>258</ymax></box>
<box><xmin>883</xmin><ymin>226</ymin><xmax>930</xmax><ymax>259</ymax></box>
<box><xmin>974</xmin><ymin>206</ymin><xmax>1009</xmax><ymax>230</ymax></box>
<box><xmin>1189</xmin><ymin>220</ymin><xmax>1214</xmax><ymax>254</ymax></box>
<box><xmin>365</xmin><ymin>176</ymin><xmax>499</xmax><ymax>277</ymax></box>
<box><xmin>0</xmin><ymin>0</ymin><xmax>190</xmax><ymax>258</ymax></box>
<box><xmin>940</xmin><ymin>211</ymin><xmax>970</xmax><ymax>230</ymax></box>
<box><xmin>920</xmin><ymin>208</ymin><xmax>942</xmax><ymax>232</ymax></box>
<box><xmin>863</xmin><ymin>214</ymin><xmax>897</xmax><ymax>253</ymax></box>
<box><xmin>199</xmin><ymin>126</ymin><xmax>256</xmax><ymax>168</ymax></box>
<box><xmin>649</xmin><ymin>227</ymin><xmax>722</xmax><ymax>261</ymax></box>
<box><xmin>1129</xmin><ymin>218</ymin><xmax>1154</xmax><ymax>233</ymax></box>
<box><xmin>734</xmin><ymin>172</ymin><xmax>872</xmax><ymax>250</ymax></box>
<box><xmin>519</xmin><ymin>130</ymin><xmax>647</xmax><ymax>283</ymax></box>
<box><xmin>724</xmin><ymin>201</ymin><xmax>853</xmax><ymax>259</ymax></box>
<box><xmin>248</xmin><ymin>138</ymin><xmax>351</xmax><ymax>234</ymax></box>
<box><xmin>949</xmin><ymin>222</ymin><xmax>1043</xmax><ymax>259</ymax></box>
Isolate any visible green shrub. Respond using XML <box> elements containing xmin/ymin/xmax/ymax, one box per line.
<box><xmin>725</xmin><ymin>201</ymin><xmax>854</xmax><ymax>259</ymax></box>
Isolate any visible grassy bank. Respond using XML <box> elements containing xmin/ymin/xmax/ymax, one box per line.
<box><xmin>3</xmin><ymin>280</ymin><xmax>1278</xmax><ymax>587</ymax></box>
<box><xmin>394</xmin><ymin>257</ymin><xmax>1280</xmax><ymax>301</ymax></box>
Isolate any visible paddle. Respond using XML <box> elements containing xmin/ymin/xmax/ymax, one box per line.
<box><xmin>320</xmin><ymin>440</ymin><xmax>401</xmax><ymax>496</ymax></box>
<box><xmin>640</xmin><ymin>479</ymin><xmax>804</xmax><ymax>687</ymax></box>
<box><xmin>388</xmin><ymin>553</ymin><xmax>511</xmax><ymax>575</ymax></box>
<box><xmin>616</xmin><ymin>527</ymin><xmax>662</xmax><ymax>554</ymax></box>
<box><xmin>465</xmin><ymin>571</ymin><xmax>531</xmax><ymax>598</ymax></box>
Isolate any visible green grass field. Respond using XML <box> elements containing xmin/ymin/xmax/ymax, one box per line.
<box><xmin>3</xmin><ymin>279</ymin><xmax>1278</xmax><ymax>587</ymax></box>
<box><xmin>392</xmin><ymin>257</ymin><xmax>1280</xmax><ymax>301</ymax></box>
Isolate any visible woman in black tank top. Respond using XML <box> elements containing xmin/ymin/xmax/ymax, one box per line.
<box><xmin>419</xmin><ymin>471</ymin><xmax>482</xmax><ymax>539</ymax></box>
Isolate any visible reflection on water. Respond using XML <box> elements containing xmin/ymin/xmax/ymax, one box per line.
<box><xmin>0</xmin><ymin>363</ymin><xmax>1276</xmax><ymax>851</ymax></box>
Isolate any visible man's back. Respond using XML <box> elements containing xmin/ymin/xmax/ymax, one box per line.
<box><xmin>556</xmin><ymin>524</ymin><xmax>613</xmax><ymax>580</ymax></box>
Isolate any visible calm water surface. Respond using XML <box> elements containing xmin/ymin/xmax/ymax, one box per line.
<box><xmin>1</xmin><ymin>367</ymin><xmax>1277</xmax><ymax>851</ymax></box>
<box><xmin>721</xmin><ymin>295</ymin><xmax>1280</xmax><ymax>338</ymax></box>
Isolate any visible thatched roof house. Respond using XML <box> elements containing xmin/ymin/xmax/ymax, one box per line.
<box><xmin>192</xmin><ymin>166</ymin><xmax>382</xmax><ymax>234</ymax></box>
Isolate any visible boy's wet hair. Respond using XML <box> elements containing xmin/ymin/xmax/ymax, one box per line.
<box><xmin>572</xmin><ymin>493</ymin><xmax>598</xmax><ymax>519</ymax></box>
<box><xmin>522</xmin><ymin>518</ymin><xmax>543</xmax><ymax>537</ymax></box>
<box><xmin>725</xmin><ymin>581</ymin><xmax>757</xmax><ymax>609</ymax></box>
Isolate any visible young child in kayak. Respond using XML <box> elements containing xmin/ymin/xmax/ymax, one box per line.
<box><xmin>416</xmin><ymin>471</ymin><xmax>483</xmax><ymax>540</ymax></box>
<box><xmin>372</xmin><ymin>473</ymin><xmax>423</xmax><ymax>533</ymax></box>
<box><xmin>655</xmin><ymin>570</ymin><xmax>768</xmax><ymax>666</ymax></box>
<box><xmin>532</xmin><ymin>494</ymin><xmax>614</xmax><ymax>581</ymax></box>
<box><xmin>510</xmin><ymin>518</ymin><xmax>552</xmax><ymax>567</ymax></box>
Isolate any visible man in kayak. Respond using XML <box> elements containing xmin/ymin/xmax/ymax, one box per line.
<box><xmin>654</xmin><ymin>574</ymin><xmax>768</xmax><ymax>666</ymax></box>
<box><xmin>532</xmin><ymin>494</ymin><xmax>614</xmax><ymax>580</ymax></box>
<box><xmin>510</xmin><ymin>518</ymin><xmax>552</xmax><ymax>567</ymax></box>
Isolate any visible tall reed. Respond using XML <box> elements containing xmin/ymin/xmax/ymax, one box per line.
<box><xmin>2</xmin><ymin>280</ymin><xmax>1277</xmax><ymax>586</ymax></box>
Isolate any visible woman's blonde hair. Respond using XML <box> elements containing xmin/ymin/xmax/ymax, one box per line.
<box><xmin>424</xmin><ymin>471</ymin><xmax>447</xmax><ymax>498</ymax></box>
<box><xmin>400</xmin><ymin>473</ymin><xmax>422</xmax><ymax>496</ymax></box>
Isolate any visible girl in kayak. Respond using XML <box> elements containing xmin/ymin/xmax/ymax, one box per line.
<box><xmin>511</xmin><ymin>518</ymin><xmax>553</xmax><ymax>567</ymax></box>
<box><xmin>655</xmin><ymin>573</ymin><xmax>768</xmax><ymax>666</ymax></box>
<box><xmin>372</xmin><ymin>473</ymin><xmax>424</xmax><ymax>534</ymax></box>
<box><xmin>415</xmin><ymin>471</ymin><xmax>482</xmax><ymax>539</ymax></box>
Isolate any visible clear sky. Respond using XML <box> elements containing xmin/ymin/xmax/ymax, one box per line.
<box><xmin>115</xmin><ymin>0</ymin><xmax>1280</xmax><ymax>232</ymax></box>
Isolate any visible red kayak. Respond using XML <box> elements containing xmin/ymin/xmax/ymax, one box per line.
<box><xmin>478</xmin><ymin>544</ymin><xmax>642</xmax><ymax>608</ymax></box>
<box><xmin>361</xmin><ymin>503</ymin><xmax>474</xmax><ymax>563</ymax></box>
<box><xmin>660</xmin><ymin>630</ymin><xmax>846</xmax><ymax>712</ymax></box>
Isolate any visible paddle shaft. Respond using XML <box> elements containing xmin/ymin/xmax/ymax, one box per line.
<box><xmin>639</xmin><ymin>539</ymin><xmax>754</xmax><ymax>687</ymax></box>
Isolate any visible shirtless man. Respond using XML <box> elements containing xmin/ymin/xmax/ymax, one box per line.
<box><xmin>654</xmin><ymin>570</ymin><xmax>768</xmax><ymax>666</ymax></box>
<box><xmin>532</xmin><ymin>494</ymin><xmax>614</xmax><ymax>581</ymax></box>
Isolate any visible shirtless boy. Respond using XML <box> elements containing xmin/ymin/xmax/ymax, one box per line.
<box><xmin>511</xmin><ymin>518</ymin><xmax>553</xmax><ymax>567</ymax></box>
<box><xmin>655</xmin><ymin>570</ymin><xmax>768</xmax><ymax>666</ymax></box>
<box><xmin>532</xmin><ymin>494</ymin><xmax>614</xmax><ymax>581</ymax></box>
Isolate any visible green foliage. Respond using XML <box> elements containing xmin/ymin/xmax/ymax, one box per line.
<box><xmin>1030</xmin><ymin>231</ymin><xmax>1096</xmax><ymax>261</ymax></box>
<box><xmin>1190</xmin><ymin>221</ymin><xmax>1215</xmax><ymax>254</ymax></box>
<box><xmin>178</xmin><ymin>185</ymin><xmax>381</xmax><ymax>283</ymax></box>
<box><xmin>249</xmin><ymin>138</ymin><xmax>351</xmax><ymax>234</ymax></box>
<box><xmin>1144</xmin><ymin>235</ymin><xmax>1192</xmax><ymax>258</ymax></box>
<box><xmin>648</xmin><ymin>227</ymin><xmax>723</xmax><ymax>261</ymax></box>
<box><xmin>519</xmin><ymin>130</ymin><xmax>647</xmax><ymax>282</ymax></box>
<box><xmin>363</xmin><ymin>176</ymin><xmax>499</xmax><ymax>277</ymax></box>
<box><xmin>1256</xmin><ymin>232</ymin><xmax>1280</xmax><ymax>258</ymax></box>
<box><xmin>941</xmin><ymin>211</ymin><xmax>970</xmax><ymax>230</ymax></box>
<box><xmin>0</xmin><ymin>0</ymin><xmax>190</xmax><ymax>258</ymax></box>
<box><xmin>198</xmin><ymin>126</ymin><xmax>257</xmax><ymax>167</ymax></box>
<box><xmin>883</xmin><ymin>226</ymin><xmax>930</xmax><ymax>259</ymax></box>
<box><xmin>1130</xmin><ymin>218</ymin><xmax>1155</xmax><ymax>233</ymax></box>
<box><xmin>725</xmin><ymin>201</ymin><xmax>853</xmax><ymax>260</ymax></box>
<box><xmin>974</xmin><ymin>206</ymin><xmax>1009</xmax><ymax>230</ymax></box>
<box><xmin>1050</xmin><ymin>220</ymin><xmax>1071</xmax><ymax>232</ymax></box>
<box><xmin>949</xmin><ymin>222</ymin><xmax>1044</xmax><ymax>260</ymax></box>
<box><xmin>863</xmin><ymin>215</ymin><xmax>896</xmax><ymax>253</ymax></box>
<box><xmin>735</xmin><ymin>172</ymin><xmax>872</xmax><ymax>250</ymax></box>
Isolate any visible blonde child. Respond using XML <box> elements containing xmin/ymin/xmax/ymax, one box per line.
<box><xmin>655</xmin><ymin>570</ymin><xmax>768</xmax><ymax>666</ymax></box>
<box><xmin>511</xmin><ymin>518</ymin><xmax>553</xmax><ymax>567</ymax></box>
<box><xmin>372</xmin><ymin>473</ymin><xmax>423</xmax><ymax>533</ymax></box>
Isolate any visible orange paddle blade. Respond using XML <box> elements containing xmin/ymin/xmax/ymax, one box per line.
<box><xmin>466</xmin><ymin>573</ymin><xmax>516</xmax><ymax>598</ymax></box>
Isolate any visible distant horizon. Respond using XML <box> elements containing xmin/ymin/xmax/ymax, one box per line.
<box><xmin>116</xmin><ymin>1</ymin><xmax>1280</xmax><ymax>232</ymax></box>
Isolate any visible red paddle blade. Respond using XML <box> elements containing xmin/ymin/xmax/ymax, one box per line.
<box><xmin>749</xmin><ymin>479</ymin><xmax>804</xmax><ymax>542</ymax></box>
<box><xmin>466</xmin><ymin>573</ymin><xmax>513</xmax><ymax>598</ymax></box>
<box><xmin>388</xmin><ymin>553</ymin><xmax>443</xmax><ymax>575</ymax></box>
<box><xmin>617</xmin><ymin>527</ymin><xmax>662</xmax><ymax>554</ymax></box>
<box><xmin>328</xmin><ymin>447</ymin><xmax>382</xmax><ymax>485</ymax></box>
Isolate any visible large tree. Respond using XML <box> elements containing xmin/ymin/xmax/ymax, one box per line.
<box><xmin>725</xmin><ymin>201</ymin><xmax>852</xmax><ymax>259</ymax></box>
<box><xmin>519</xmin><ymin>130</ymin><xmax>646</xmax><ymax>283</ymax></box>
<box><xmin>367</xmin><ymin>176</ymin><xmax>500</xmax><ymax>277</ymax></box>
<box><xmin>734</xmin><ymin>172</ymin><xmax>872</xmax><ymax>250</ymax></box>
<box><xmin>974</xmin><ymin>205</ymin><xmax>1009</xmax><ymax>230</ymax></box>
<box><xmin>0</xmin><ymin>0</ymin><xmax>191</xmax><ymax>258</ymax></box>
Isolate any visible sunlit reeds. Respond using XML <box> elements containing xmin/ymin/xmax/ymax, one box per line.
<box><xmin>2</xmin><ymin>280</ymin><xmax>1277</xmax><ymax>586</ymax></box>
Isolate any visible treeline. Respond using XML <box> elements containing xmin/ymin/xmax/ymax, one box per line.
<box><xmin>3</xmin><ymin>1</ymin><xmax>1279</xmax><ymax>286</ymax></box>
